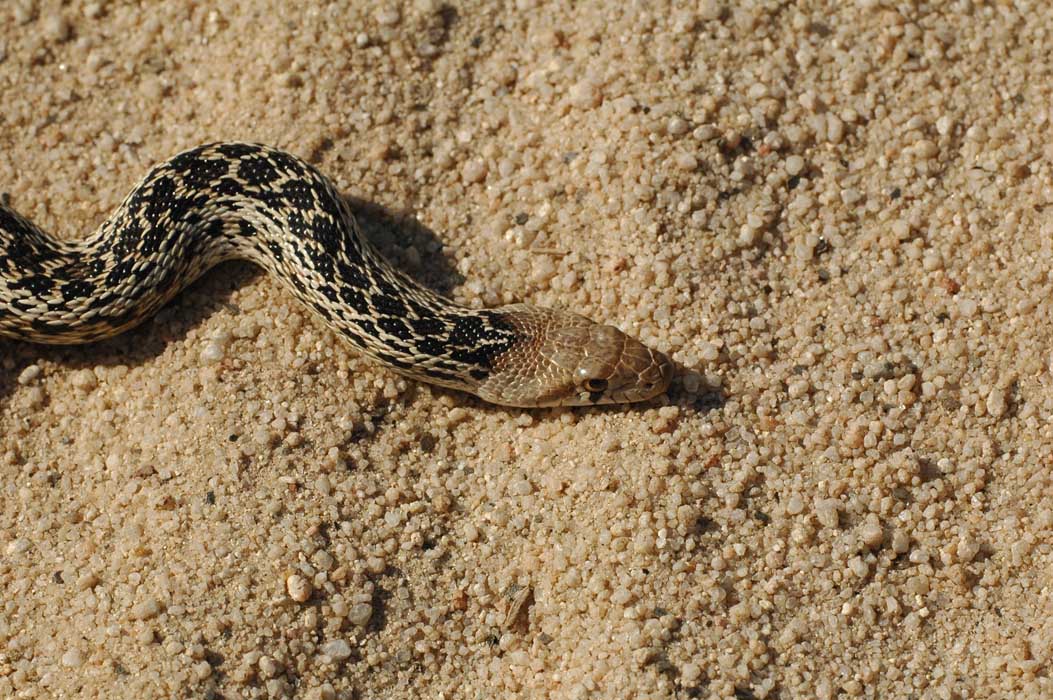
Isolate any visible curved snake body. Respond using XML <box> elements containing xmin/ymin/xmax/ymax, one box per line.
<box><xmin>0</xmin><ymin>143</ymin><xmax>671</xmax><ymax>407</ymax></box>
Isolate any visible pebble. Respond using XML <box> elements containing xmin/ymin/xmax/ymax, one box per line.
<box><xmin>258</xmin><ymin>655</ymin><xmax>282</xmax><ymax>679</ymax></box>
<box><xmin>286</xmin><ymin>574</ymin><xmax>313</xmax><ymax>602</ymax></box>
<box><xmin>569</xmin><ymin>80</ymin><xmax>602</xmax><ymax>108</ymax></box>
<box><xmin>17</xmin><ymin>364</ymin><xmax>41</xmax><ymax>385</ymax></box>
<box><xmin>71</xmin><ymin>369</ymin><xmax>98</xmax><ymax>391</ymax></box>
<box><xmin>461</xmin><ymin>159</ymin><xmax>487</xmax><ymax>184</ymax></box>
<box><xmin>375</xmin><ymin>7</ymin><xmax>400</xmax><ymax>25</ymax></box>
<box><xmin>42</xmin><ymin>13</ymin><xmax>71</xmax><ymax>42</ymax></box>
<box><xmin>321</xmin><ymin>639</ymin><xmax>352</xmax><ymax>661</ymax></box>
<box><xmin>347</xmin><ymin>602</ymin><xmax>373</xmax><ymax>627</ymax></box>
<box><xmin>61</xmin><ymin>649</ymin><xmax>84</xmax><ymax>667</ymax></box>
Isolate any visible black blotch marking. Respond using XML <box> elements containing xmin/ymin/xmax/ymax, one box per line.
<box><xmin>337</xmin><ymin>261</ymin><xmax>368</xmax><ymax>290</ymax></box>
<box><xmin>216</xmin><ymin>143</ymin><xmax>260</xmax><ymax>159</ymax></box>
<box><xmin>182</xmin><ymin>157</ymin><xmax>229</xmax><ymax>189</ymax></box>
<box><xmin>238</xmin><ymin>220</ymin><xmax>257</xmax><ymax>238</ymax></box>
<box><xmin>60</xmin><ymin>279</ymin><xmax>95</xmax><ymax>301</ymax></box>
<box><xmin>311</xmin><ymin>249</ymin><xmax>335</xmax><ymax>280</ymax></box>
<box><xmin>214</xmin><ymin>177</ymin><xmax>247</xmax><ymax>197</ymax></box>
<box><xmin>340</xmin><ymin>286</ymin><xmax>370</xmax><ymax>314</ymax></box>
<box><xmin>469</xmin><ymin>368</ymin><xmax>488</xmax><ymax>381</ymax></box>
<box><xmin>166</xmin><ymin>144</ymin><xmax>211</xmax><ymax>172</ymax></box>
<box><xmin>237</xmin><ymin>156</ymin><xmax>281</xmax><ymax>187</ymax></box>
<box><xmin>378</xmin><ymin>316</ymin><xmax>413</xmax><ymax>341</ymax></box>
<box><xmin>11</xmin><ymin>275</ymin><xmax>54</xmax><ymax>295</ymax></box>
<box><xmin>448</xmin><ymin>315</ymin><xmax>487</xmax><ymax>346</ymax></box>
<box><xmin>267</xmin><ymin>149</ymin><xmax>309</xmax><ymax>178</ymax></box>
<box><xmin>282</xmin><ymin>179</ymin><xmax>316</xmax><ymax>211</ymax></box>
<box><xmin>286</xmin><ymin>211</ymin><xmax>308</xmax><ymax>239</ymax></box>
<box><xmin>417</xmin><ymin>336</ymin><xmax>446</xmax><ymax>357</ymax></box>
<box><xmin>373</xmin><ymin>294</ymin><xmax>406</xmax><ymax>317</ymax></box>
<box><xmin>105</xmin><ymin>259</ymin><xmax>136</xmax><ymax>288</ymax></box>
<box><xmin>409</xmin><ymin>316</ymin><xmax>445</xmax><ymax>337</ymax></box>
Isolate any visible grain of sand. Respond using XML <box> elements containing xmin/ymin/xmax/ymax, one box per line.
<box><xmin>2</xmin><ymin>1</ymin><xmax>1053</xmax><ymax>698</ymax></box>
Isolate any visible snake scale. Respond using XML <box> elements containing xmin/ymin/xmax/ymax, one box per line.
<box><xmin>0</xmin><ymin>143</ymin><xmax>672</xmax><ymax>407</ymax></box>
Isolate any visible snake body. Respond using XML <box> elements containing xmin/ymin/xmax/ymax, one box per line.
<box><xmin>0</xmin><ymin>143</ymin><xmax>672</xmax><ymax>407</ymax></box>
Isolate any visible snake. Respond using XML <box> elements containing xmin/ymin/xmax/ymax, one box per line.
<box><xmin>0</xmin><ymin>142</ymin><xmax>672</xmax><ymax>407</ymax></box>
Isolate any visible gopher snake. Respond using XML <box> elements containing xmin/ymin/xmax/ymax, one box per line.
<box><xmin>0</xmin><ymin>143</ymin><xmax>672</xmax><ymax>407</ymax></box>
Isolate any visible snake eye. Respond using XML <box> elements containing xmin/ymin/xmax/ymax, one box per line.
<box><xmin>583</xmin><ymin>378</ymin><xmax>608</xmax><ymax>393</ymax></box>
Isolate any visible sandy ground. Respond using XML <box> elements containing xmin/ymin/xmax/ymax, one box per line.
<box><xmin>2</xmin><ymin>0</ymin><xmax>1053</xmax><ymax>698</ymax></box>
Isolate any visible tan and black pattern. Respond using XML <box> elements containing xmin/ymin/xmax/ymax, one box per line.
<box><xmin>0</xmin><ymin>143</ymin><xmax>672</xmax><ymax>407</ymax></box>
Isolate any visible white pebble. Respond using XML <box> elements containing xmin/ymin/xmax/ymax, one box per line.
<box><xmin>461</xmin><ymin>159</ymin><xmax>487</xmax><ymax>184</ymax></box>
<box><xmin>569</xmin><ymin>80</ymin><xmax>602</xmax><ymax>108</ymax></box>
<box><xmin>815</xmin><ymin>499</ymin><xmax>840</xmax><ymax>528</ymax></box>
<box><xmin>674</xmin><ymin>152</ymin><xmax>698</xmax><ymax>170</ymax></box>
<box><xmin>667</xmin><ymin>116</ymin><xmax>689</xmax><ymax>136</ymax></box>
<box><xmin>374</xmin><ymin>7</ymin><xmax>400</xmax><ymax>25</ymax></box>
<box><xmin>785</xmin><ymin>155</ymin><xmax>805</xmax><ymax>176</ymax></box>
<box><xmin>985</xmin><ymin>388</ymin><xmax>1007</xmax><ymax>418</ymax></box>
<box><xmin>321</xmin><ymin>639</ymin><xmax>352</xmax><ymax>661</ymax></box>
<box><xmin>201</xmin><ymin>341</ymin><xmax>225</xmax><ymax>363</ymax></box>
<box><xmin>17</xmin><ymin>364</ymin><xmax>41</xmax><ymax>385</ymax></box>
<box><xmin>287</xmin><ymin>574</ymin><xmax>313</xmax><ymax>602</ymax></box>
<box><xmin>43</xmin><ymin>14</ymin><xmax>71</xmax><ymax>42</ymax></box>
<box><xmin>699</xmin><ymin>0</ymin><xmax>723</xmax><ymax>20</ymax></box>
<box><xmin>61</xmin><ymin>649</ymin><xmax>84</xmax><ymax>667</ymax></box>
<box><xmin>6</xmin><ymin>538</ymin><xmax>31</xmax><ymax>555</ymax></box>
<box><xmin>348</xmin><ymin>602</ymin><xmax>373</xmax><ymax>626</ymax></box>
<box><xmin>71</xmin><ymin>368</ymin><xmax>98</xmax><ymax>391</ymax></box>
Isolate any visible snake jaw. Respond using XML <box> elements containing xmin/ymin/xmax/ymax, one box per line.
<box><xmin>476</xmin><ymin>305</ymin><xmax>673</xmax><ymax>407</ymax></box>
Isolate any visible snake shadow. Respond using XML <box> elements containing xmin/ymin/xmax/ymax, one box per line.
<box><xmin>0</xmin><ymin>195</ymin><xmax>464</xmax><ymax>405</ymax></box>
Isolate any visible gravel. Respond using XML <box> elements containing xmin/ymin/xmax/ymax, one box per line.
<box><xmin>2</xmin><ymin>1</ymin><xmax>1053</xmax><ymax>698</ymax></box>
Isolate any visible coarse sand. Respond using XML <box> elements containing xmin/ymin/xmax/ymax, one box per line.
<box><xmin>3</xmin><ymin>1</ymin><xmax>1053</xmax><ymax>698</ymax></box>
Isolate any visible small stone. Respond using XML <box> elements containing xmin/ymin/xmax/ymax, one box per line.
<box><xmin>461</xmin><ymin>159</ymin><xmax>487</xmax><ymax>184</ymax></box>
<box><xmin>286</xmin><ymin>574</ymin><xmax>312</xmax><ymax>603</ymax></box>
<box><xmin>131</xmin><ymin>598</ymin><xmax>162</xmax><ymax>620</ymax></box>
<box><xmin>985</xmin><ymin>388</ymin><xmax>1007</xmax><ymax>418</ymax></box>
<box><xmin>375</xmin><ymin>7</ymin><xmax>400</xmax><ymax>25</ymax></box>
<box><xmin>258</xmin><ymin>655</ymin><xmax>282</xmax><ymax>678</ymax></box>
<box><xmin>321</xmin><ymin>639</ymin><xmax>352</xmax><ymax>661</ymax></box>
<box><xmin>860</xmin><ymin>521</ymin><xmax>884</xmax><ymax>548</ymax></box>
<box><xmin>43</xmin><ymin>13</ymin><xmax>71</xmax><ymax>42</ymax></box>
<box><xmin>956</xmin><ymin>538</ymin><xmax>980</xmax><ymax>563</ymax></box>
<box><xmin>786</xmin><ymin>494</ymin><xmax>804</xmax><ymax>515</ymax></box>
<box><xmin>569</xmin><ymin>80</ymin><xmax>602</xmax><ymax>108</ymax></box>
<box><xmin>674</xmin><ymin>152</ymin><xmax>698</xmax><ymax>170</ymax></box>
<box><xmin>71</xmin><ymin>369</ymin><xmax>98</xmax><ymax>391</ymax></box>
<box><xmin>201</xmin><ymin>341</ymin><xmax>225</xmax><ymax>363</ymax></box>
<box><xmin>668</xmin><ymin>116</ymin><xmax>689</xmax><ymax>136</ymax></box>
<box><xmin>348</xmin><ymin>602</ymin><xmax>373</xmax><ymax>627</ymax></box>
<box><xmin>700</xmin><ymin>0</ymin><xmax>723</xmax><ymax>20</ymax></box>
<box><xmin>785</xmin><ymin>155</ymin><xmax>805</xmax><ymax>175</ymax></box>
<box><xmin>17</xmin><ymin>364</ymin><xmax>41</xmax><ymax>385</ymax></box>
<box><xmin>815</xmin><ymin>499</ymin><xmax>840</xmax><ymax>528</ymax></box>
<box><xmin>61</xmin><ymin>649</ymin><xmax>84</xmax><ymax>667</ymax></box>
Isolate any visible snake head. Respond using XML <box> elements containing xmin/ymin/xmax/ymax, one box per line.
<box><xmin>477</xmin><ymin>305</ymin><xmax>673</xmax><ymax>407</ymax></box>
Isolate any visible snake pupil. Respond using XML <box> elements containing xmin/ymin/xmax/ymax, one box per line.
<box><xmin>584</xmin><ymin>378</ymin><xmax>608</xmax><ymax>393</ymax></box>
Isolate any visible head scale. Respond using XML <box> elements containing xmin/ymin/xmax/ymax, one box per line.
<box><xmin>472</xmin><ymin>305</ymin><xmax>673</xmax><ymax>407</ymax></box>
